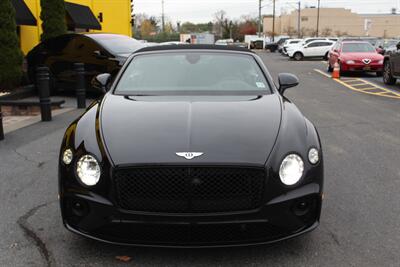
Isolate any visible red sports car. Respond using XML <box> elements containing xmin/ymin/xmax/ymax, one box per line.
<box><xmin>328</xmin><ymin>41</ymin><xmax>384</xmax><ymax>76</ymax></box>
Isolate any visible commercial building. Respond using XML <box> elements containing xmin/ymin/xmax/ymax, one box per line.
<box><xmin>11</xmin><ymin>0</ymin><xmax>133</xmax><ymax>55</ymax></box>
<box><xmin>264</xmin><ymin>7</ymin><xmax>400</xmax><ymax>38</ymax></box>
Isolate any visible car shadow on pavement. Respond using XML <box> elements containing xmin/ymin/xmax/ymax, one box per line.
<box><xmin>67</xmin><ymin>232</ymin><xmax>313</xmax><ymax>265</ymax></box>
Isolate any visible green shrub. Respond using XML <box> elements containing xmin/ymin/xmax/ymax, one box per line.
<box><xmin>143</xmin><ymin>32</ymin><xmax>180</xmax><ymax>43</ymax></box>
<box><xmin>0</xmin><ymin>0</ymin><xmax>23</xmax><ymax>91</ymax></box>
<box><xmin>40</xmin><ymin>0</ymin><xmax>67</xmax><ymax>41</ymax></box>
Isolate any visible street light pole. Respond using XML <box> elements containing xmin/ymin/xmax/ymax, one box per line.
<box><xmin>258</xmin><ymin>0</ymin><xmax>262</xmax><ymax>37</ymax></box>
<box><xmin>272</xmin><ymin>0</ymin><xmax>276</xmax><ymax>42</ymax></box>
<box><xmin>298</xmin><ymin>1</ymin><xmax>301</xmax><ymax>38</ymax></box>
<box><xmin>316</xmin><ymin>0</ymin><xmax>320</xmax><ymax>37</ymax></box>
<box><xmin>161</xmin><ymin>0</ymin><xmax>165</xmax><ymax>32</ymax></box>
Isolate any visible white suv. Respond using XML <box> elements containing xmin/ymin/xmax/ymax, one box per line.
<box><xmin>287</xmin><ymin>40</ymin><xmax>335</xmax><ymax>61</ymax></box>
<box><xmin>282</xmin><ymin>39</ymin><xmax>302</xmax><ymax>55</ymax></box>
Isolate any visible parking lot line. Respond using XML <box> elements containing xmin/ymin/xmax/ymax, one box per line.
<box><xmin>314</xmin><ymin>69</ymin><xmax>400</xmax><ymax>99</ymax></box>
<box><xmin>349</xmin><ymin>83</ymin><xmax>368</xmax><ymax>86</ymax></box>
<box><xmin>357</xmin><ymin>78</ymin><xmax>400</xmax><ymax>97</ymax></box>
<box><xmin>314</xmin><ymin>69</ymin><xmax>331</xmax><ymax>78</ymax></box>
<box><xmin>360</xmin><ymin>87</ymin><xmax>382</xmax><ymax>91</ymax></box>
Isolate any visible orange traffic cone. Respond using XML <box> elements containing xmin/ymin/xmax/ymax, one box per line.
<box><xmin>332</xmin><ymin>62</ymin><xmax>340</xmax><ymax>79</ymax></box>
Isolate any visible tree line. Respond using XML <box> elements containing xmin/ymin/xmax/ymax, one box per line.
<box><xmin>133</xmin><ymin>10</ymin><xmax>259</xmax><ymax>42</ymax></box>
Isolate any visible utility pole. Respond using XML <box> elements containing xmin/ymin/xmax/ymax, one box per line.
<box><xmin>258</xmin><ymin>0</ymin><xmax>262</xmax><ymax>37</ymax></box>
<box><xmin>272</xmin><ymin>0</ymin><xmax>276</xmax><ymax>42</ymax></box>
<box><xmin>161</xmin><ymin>0</ymin><xmax>165</xmax><ymax>32</ymax></box>
<box><xmin>316</xmin><ymin>0</ymin><xmax>320</xmax><ymax>37</ymax></box>
<box><xmin>298</xmin><ymin>1</ymin><xmax>301</xmax><ymax>38</ymax></box>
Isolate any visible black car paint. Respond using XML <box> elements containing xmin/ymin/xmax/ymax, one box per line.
<box><xmin>59</xmin><ymin>48</ymin><xmax>323</xmax><ymax>247</ymax></box>
<box><xmin>26</xmin><ymin>33</ymin><xmax>138</xmax><ymax>92</ymax></box>
<box><xmin>383</xmin><ymin>41</ymin><xmax>400</xmax><ymax>84</ymax></box>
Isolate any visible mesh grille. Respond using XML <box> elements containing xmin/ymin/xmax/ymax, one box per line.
<box><xmin>113</xmin><ymin>167</ymin><xmax>266</xmax><ymax>213</ymax></box>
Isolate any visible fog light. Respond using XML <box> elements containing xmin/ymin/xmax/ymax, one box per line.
<box><xmin>62</xmin><ymin>149</ymin><xmax>73</xmax><ymax>165</ymax></box>
<box><xmin>293</xmin><ymin>200</ymin><xmax>310</xmax><ymax>216</ymax></box>
<box><xmin>70</xmin><ymin>199</ymin><xmax>88</xmax><ymax>217</ymax></box>
<box><xmin>308</xmin><ymin>148</ymin><xmax>319</xmax><ymax>164</ymax></box>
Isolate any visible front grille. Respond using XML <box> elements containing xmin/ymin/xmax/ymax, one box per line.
<box><xmin>113</xmin><ymin>167</ymin><xmax>266</xmax><ymax>213</ymax></box>
<box><xmin>95</xmin><ymin>221</ymin><xmax>289</xmax><ymax>245</ymax></box>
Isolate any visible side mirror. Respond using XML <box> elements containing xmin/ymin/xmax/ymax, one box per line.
<box><xmin>91</xmin><ymin>73</ymin><xmax>111</xmax><ymax>93</ymax></box>
<box><xmin>94</xmin><ymin>50</ymin><xmax>108</xmax><ymax>59</ymax></box>
<box><xmin>278</xmin><ymin>73</ymin><xmax>299</xmax><ymax>95</ymax></box>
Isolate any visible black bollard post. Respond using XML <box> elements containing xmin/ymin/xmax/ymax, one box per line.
<box><xmin>36</xmin><ymin>66</ymin><xmax>52</xmax><ymax>121</ymax></box>
<box><xmin>74</xmin><ymin>63</ymin><xmax>86</xmax><ymax>109</ymax></box>
<box><xmin>0</xmin><ymin>106</ymin><xmax>4</xmax><ymax>141</ymax></box>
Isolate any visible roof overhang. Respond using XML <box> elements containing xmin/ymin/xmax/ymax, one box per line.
<box><xmin>11</xmin><ymin>0</ymin><xmax>37</xmax><ymax>26</ymax></box>
<box><xmin>65</xmin><ymin>2</ymin><xmax>101</xmax><ymax>30</ymax></box>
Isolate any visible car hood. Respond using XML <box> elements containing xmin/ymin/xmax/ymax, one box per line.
<box><xmin>100</xmin><ymin>94</ymin><xmax>282</xmax><ymax>166</ymax></box>
<box><xmin>340</xmin><ymin>52</ymin><xmax>383</xmax><ymax>61</ymax></box>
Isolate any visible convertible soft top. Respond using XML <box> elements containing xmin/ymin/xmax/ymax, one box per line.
<box><xmin>135</xmin><ymin>44</ymin><xmax>254</xmax><ymax>53</ymax></box>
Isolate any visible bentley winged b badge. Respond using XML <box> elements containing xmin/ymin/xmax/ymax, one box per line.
<box><xmin>176</xmin><ymin>152</ymin><xmax>204</xmax><ymax>160</ymax></box>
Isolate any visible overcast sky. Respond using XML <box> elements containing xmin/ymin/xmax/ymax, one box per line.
<box><xmin>134</xmin><ymin>0</ymin><xmax>400</xmax><ymax>23</ymax></box>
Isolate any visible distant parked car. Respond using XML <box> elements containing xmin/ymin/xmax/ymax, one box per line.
<box><xmin>159</xmin><ymin>41</ymin><xmax>187</xmax><ymax>45</ymax></box>
<box><xmin>298</xmin><ymin>37</ymin><xmax>333</xmax><ymax>46</ymax></box>
<box><xmin>328</xmin><ymin>41</ymin><xmax>384</xmax><ymax>76</ymax></box>
<box><xmin>27</xmin><ymin>33</ymin><xmax>144</xmax><ymax>93</ymax></box>
<box><xmin>338</xmin><ymin>37</ymin><xmax>379</xmax><ymax>47</ymax></box>
<box><xmin>250</xmin><ymin>40</ymin><xmax>264</xmax><ymax>49</ymax></box>
<box><xmin>287</xmin><ymin>40</ymin><xmax>335</xmax><ymax>61</ymax></box>
<box><xmin>375</xmin><ymin>39</ymin><xmax>400</xmax><ymax>55</ymax></box>
<box><xmin>282</xmin><ymin>39</ymin><xmax>302</xmax><ymax>55</ymax></box>
<box><xmin>383</xmin><ymin>41</ymin><xmax>400</xmax><ymax>85</ymax></box>
<box><xmin>215</xmin><ymin>39</ymin><xmax>234</xmax><ymax>46</ymax></box>
<box><xmin>266</xmin><ymin>37</ymin><xmax>290</xmax><ymax>52</ymax></box>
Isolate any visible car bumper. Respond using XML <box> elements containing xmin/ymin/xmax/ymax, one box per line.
<box><xmin>341</xmin><ymin>63</ymin><xmax>383</xmax><ymax>72</ymax></box>
<box><xmin>60</xmin><ymin>183</ymin><xmax>322</xmax><ymax>247</ymax></box>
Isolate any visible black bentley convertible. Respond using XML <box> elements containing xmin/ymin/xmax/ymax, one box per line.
<box><xmin>59</xmin><ymin>45</ymin><xmax>323</xmax><ymax>247</ymax></box>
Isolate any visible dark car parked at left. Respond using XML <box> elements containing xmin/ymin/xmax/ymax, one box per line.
<box><xmin>27</xmin><ymin>33</ymin><xmax>144</xmax><ymax>93</ymax></box>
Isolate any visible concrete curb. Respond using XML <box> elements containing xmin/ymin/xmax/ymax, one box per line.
<box><xmin>4</xmin><ymin>108</ymin><xmax>75</xmax><ymax>134</ymax></box>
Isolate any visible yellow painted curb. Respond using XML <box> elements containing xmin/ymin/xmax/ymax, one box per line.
<box><xmin>314</xmin><ymin>69</ymin><xmax>400</xmax><ymax>99</ymax></box>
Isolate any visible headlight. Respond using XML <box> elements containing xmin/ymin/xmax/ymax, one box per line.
<box><xmin>308</xmin><ymin>148</ymin><xmax>320</xmax><ymax>164</ymax></box>
<box><xmin>279</xmin><ymin>154</ymin><xmax>304</xmax><ymax>186</ymax></box>
<box><xmin>76</xmin><ymin>155</ymin><xmax>101</xmax><ymax>186</ymax></box>
<box><xmin>346</xmin><ymin>60</ymin><xmax>355</xmax><ymax>64</ymax></box>
<box><xmin>378</xmin><ymin>60</ymin><xmax>384</xmax><ymax>64</ymax></box>
<box><xmin>62</xmin><ymin>149</ymin><xmax>73</xmax><ymax>165</ymax></box>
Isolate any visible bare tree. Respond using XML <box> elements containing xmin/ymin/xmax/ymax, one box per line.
<box><xmin>213</xmin><ymin>10</ymin><xmax>227</xmax><ymax>38</ymax></box>
<box><xmin>308</xmin><ymin>29</ymin><xmax>318</xmax><ymax>37</ymax></box>
<box><xmin>321</xmin><ymin>27</ymin><xmax>332</xmax><ymax>37</ymax></box>
<box><xmin>300</xmin><ymin>27</ymin><xmax>309</xmax><ymax>38</ymax></box>
<box><xmin>284</xmin><ymin>26</ymin><xmax>297</xmax><ymax>37</ymax></box>
<box><xmin>334</xmin><ymin>30</ymin><xmax>349</xmax><ymax>37</ymax></box>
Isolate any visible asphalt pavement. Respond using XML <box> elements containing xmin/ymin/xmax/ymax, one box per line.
<box><xmin>0</xmin><ymin>52</ymin><xmax>399</xmax><ymax>266</ymax></box>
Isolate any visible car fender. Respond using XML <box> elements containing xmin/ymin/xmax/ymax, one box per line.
<box><xmin>264</xmin><ymin>96</ymin><xmax>323</xmax><ymax>198</ymax></box>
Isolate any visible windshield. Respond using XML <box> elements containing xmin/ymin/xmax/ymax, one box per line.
<box><xmin>115</xmin><ymin>52</ymin><xmax>271</xmax><ymax>95</ymax></box>
<box><xmin>383</xmin><ymin>40</ymin><xmax>399</xmax><ymax>48</ymax></box>
<box><xmin>91</xmin><ymin>35</ymin><xmax>143</xmax><ymax>54</ymax></box>
<box><xmin>342</xmin><ymin>43</ymin><xmax>376</xmax><ymax>53</ymax></box>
